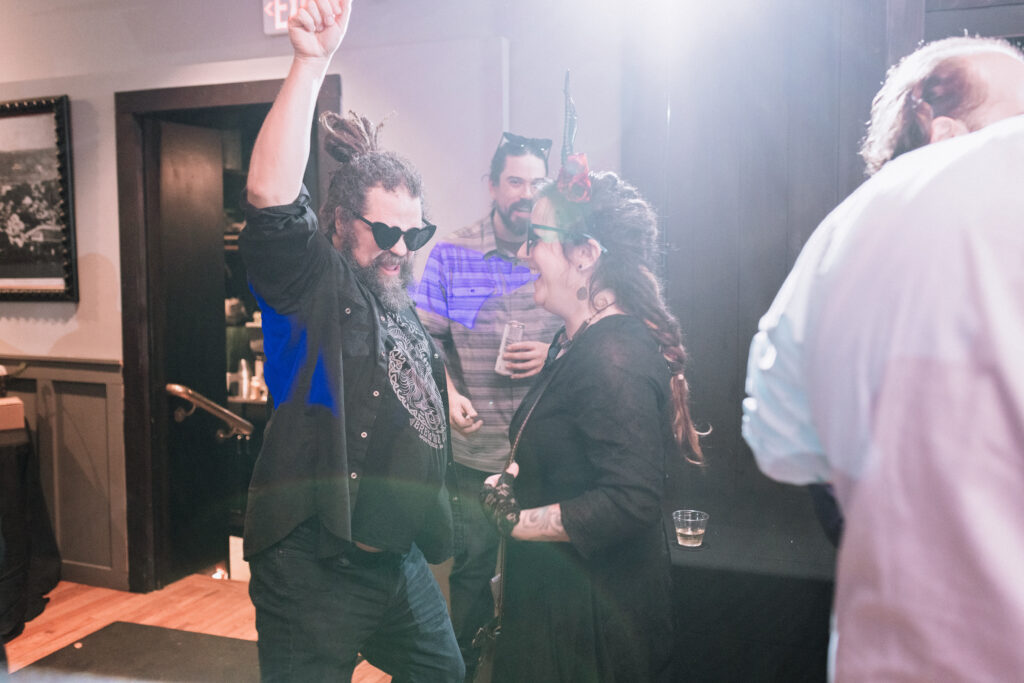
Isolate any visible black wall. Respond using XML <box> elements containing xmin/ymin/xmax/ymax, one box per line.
<box><xmin>622</xmin><ymin>0</ymin><xmax>1024</xmax><ymax>557</ymax></box>
<box><xmin>620</xmin><ymin>1</ymin><xmax>905</xmax><ymax>545</ymax></box>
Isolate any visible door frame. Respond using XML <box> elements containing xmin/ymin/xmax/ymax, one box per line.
<box><xmin>115</xmin><ymin>76</ymin><xmax>341</xmax><ymax>591</ymax></box>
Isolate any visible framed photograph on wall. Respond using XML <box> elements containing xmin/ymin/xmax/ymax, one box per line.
<box><xmin>0</xmin><ymin>96</ymin><xmax>77</xmax><ymax>301</ymax></box>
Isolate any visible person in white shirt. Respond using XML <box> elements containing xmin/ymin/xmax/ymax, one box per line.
<box><xmin>743</xmin><ymin>36</ymin><xmax>1024</xmax><ymax>681</ymax></box>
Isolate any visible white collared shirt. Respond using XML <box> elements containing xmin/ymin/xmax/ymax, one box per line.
<box><xmin>743</xmin><ymin>114</ymin><xmax>1024</xmax><ymax>681</ymax></box>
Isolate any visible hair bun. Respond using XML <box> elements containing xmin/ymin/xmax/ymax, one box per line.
<box><xmin>319</xmin><ymin>110</ymin><xmax>383</xmax><ymax>164</ymax></box>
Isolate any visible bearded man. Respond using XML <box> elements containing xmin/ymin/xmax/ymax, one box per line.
<box><xmin>413</xmin><ymin>132</ymin><xmax>562</xmax><ymax>679</ymax></box>
<box><xmin>239</xmin><ymin>1</ymin><xmax>462</xmax><ymax>679</ymax></box>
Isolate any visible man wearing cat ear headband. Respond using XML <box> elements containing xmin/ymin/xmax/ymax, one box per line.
<box><xmin>413</xmin><ymin>131</ymin><xmax>562</xmax><ymax>679</ymax></box>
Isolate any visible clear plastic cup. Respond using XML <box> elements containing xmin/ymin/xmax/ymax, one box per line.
<box><xmin>494</xmin><ymin>321</ymin><xmax>525</xmax><ymax>376</ymax></box>
<box><xmin>673</xmin><ymin>509</ymin><xmax>709</xmax><ymax>547</ymax></box>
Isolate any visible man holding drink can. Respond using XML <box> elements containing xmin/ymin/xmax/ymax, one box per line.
<box><xmin>413</xmin><ymin>133</ymin><xmax>562</xmax><ymax>679</ymax></box>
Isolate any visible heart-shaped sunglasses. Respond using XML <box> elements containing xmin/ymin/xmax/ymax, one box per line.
<box><xmin>350</xmin><ymin>212</ymin><xmax>437</xmax><ymax>252</ymax></box>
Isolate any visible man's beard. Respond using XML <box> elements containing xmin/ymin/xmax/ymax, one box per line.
<box><xmin>495</xmin><ymin>199</ymin><xmax>533</xmax><ymax>236</ymax></box>
<box><xmin>343</xmin><ymin>243</ymin><xmax>415</xmax><ymax>312</ymax></box>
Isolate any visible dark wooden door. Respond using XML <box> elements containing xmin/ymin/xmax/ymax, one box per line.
<box><xmin>117</xmin><ymin>77</ymin><xmax>341</xmax><ymax>592</ymax></box>
<box><xmin>145</xmin><ymin>119</ymin><xmax>228</xmax><ymax>584</ymax></box>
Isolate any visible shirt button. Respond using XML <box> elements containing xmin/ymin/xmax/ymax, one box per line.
<box><xmin>433</xmin><ymin>353</ymin><xmax>439</xmax><ymax>359</ymax></box>
<box><xmin>350</xmin><ymin>472</ymin><xmax>359</xmax><ymax>480</ymax></box>
<box><xmin>372</xmin><ymin>390</ymin><xmax>380</xmax><ymax>397</ymax></box>
<box><xmin>452</xmin><ymin>495</ymin><xmax>459</xmax><ymax>502</ymax></box>
<box><xmin>360</xmin><ymin>431</ymin><xmax>368</xmax><ymax>439</ymax></box>
<box><xmin>344</xmin><ymin>307</ymin><xmax>351</xmax><ymax>315</ymax></box>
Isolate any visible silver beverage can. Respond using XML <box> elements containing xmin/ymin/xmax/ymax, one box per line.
<box><xmin>494</xmin><ymin>321</ymin><xmax>525</xmax><ymax>376</ymax></box>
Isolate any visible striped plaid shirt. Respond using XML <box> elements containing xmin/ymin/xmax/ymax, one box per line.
<box><xmin>413</xmin><ymin>212</ymin><xmax>563</xmax><ymax>472</ymax></box>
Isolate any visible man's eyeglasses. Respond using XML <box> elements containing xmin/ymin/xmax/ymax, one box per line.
<box><xmin>500</xmin><ymin>132</ymin><xmax>553</xmax><ymax>163</ymax></box>
<box><xmin>526</xmin><ymin>223</ymin><xmax>606</xmax><ymax>256</ymax></box>
<box><xmin>350</xmin><ymin>212</ymin><xmax>437</xmax><ymax>252</ymax></box>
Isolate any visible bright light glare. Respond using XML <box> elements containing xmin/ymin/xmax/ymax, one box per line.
<box><xmin>632</xmin><ymin>0</ymin><xmax>687</xmax><ymax>59</ymax></box>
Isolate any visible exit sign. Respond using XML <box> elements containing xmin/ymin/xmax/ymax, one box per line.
<box><xmin>263</xmin><ymin>0</ymin><xmax>299</xmax><ymax>35</ymax></box>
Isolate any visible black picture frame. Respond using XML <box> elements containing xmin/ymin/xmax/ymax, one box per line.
<box><xmin>0</xmin><ymin>95</ymin><xmax>78</xmax><ymax>301</ymax></box>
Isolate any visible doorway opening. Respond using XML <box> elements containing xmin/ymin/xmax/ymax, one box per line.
<box><xmin>115</xmin><ymin>77</ymin><xmax>341</xmax><ymax>592</ymax></box>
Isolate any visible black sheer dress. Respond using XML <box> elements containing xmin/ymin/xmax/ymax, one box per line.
<box><xmin>493</xmin><ymin>314</ymin><xmax>676</xmax><ymax>682</ymax></box>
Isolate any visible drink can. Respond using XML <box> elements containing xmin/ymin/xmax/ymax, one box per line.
<box><xmin>494</xmin><ymin>321</ymin><xmax>525</xmax><ymax>376</ymax></box>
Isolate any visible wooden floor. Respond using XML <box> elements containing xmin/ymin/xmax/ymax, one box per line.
<box><xmin>4</xmin><ymin>573</ymin><xmax>390</xmax><ymax>681</ymax></box>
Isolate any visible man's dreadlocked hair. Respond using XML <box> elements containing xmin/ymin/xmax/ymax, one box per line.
<box><xmin>317</xmin><ymin>110</ymin><xmax>424</xmax><ymax>239</ymax></box>
<box><xmin>538</xmin><ymin>173</ymin><xmax>705</xmax><ymax>464</ymax></box>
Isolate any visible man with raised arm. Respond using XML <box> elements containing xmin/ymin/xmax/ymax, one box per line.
<box><xmin>240</xmin><ymin>1</ymin><xmax>463</xmax><ymax>680</ymax></box>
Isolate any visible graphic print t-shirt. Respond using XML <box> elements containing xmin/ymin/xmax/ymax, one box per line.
<box><xmin>350</xmin><ymin>306</ymin><xmax>448</xmax><ymax>553</ymax></box>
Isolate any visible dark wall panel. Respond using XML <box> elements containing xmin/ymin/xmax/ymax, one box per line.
<box><xmin>621</xmin><ymin>1</ymin><xmax>911</xmax><ymax>565</ymax></box>
<box><xmin>3</xmin><ymin>358</ymin><xmax>127</xmax><ymax>589</ymax></box>
<box><xmin>926</xmin><ymin>2</ymin><xmax>1024</xmax><ymax>38</ymax></box>
<box><xmin>625</xmin><ymin>3</ymin><xmax>848</xmax><ymax>500</ymax></box>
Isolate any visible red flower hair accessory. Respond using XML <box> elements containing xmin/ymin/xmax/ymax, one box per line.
<box><xmin>556</xmin><ymin>153</ymin><xmax>591</xmax><ymax>203</ymax></box>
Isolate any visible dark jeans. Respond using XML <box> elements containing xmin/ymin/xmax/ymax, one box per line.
<box><xmin>249</xmin><ymin>520</ymin><xmax>463</xmax><ymax>682</ymax></box>
<box><xmin>448</xmin><ymin>462</ymin><xmax>501</xmax><ymax>680</ymax></box>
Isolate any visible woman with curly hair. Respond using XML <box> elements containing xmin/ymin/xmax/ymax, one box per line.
<box><xmin>482</xmin><ymin>155</ymin><xmax>703</xmax><ymax>681</ymax></box>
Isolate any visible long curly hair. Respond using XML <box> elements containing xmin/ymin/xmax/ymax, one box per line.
<box><xmin>539</xmin><ymin>173</ymin><xmax>705</xmax><ymax>464</ymax></box>
<box><xmin>860</xmin><ymin>36</ymin><xmax>1024</xmax><ymax>176</ymax></box>
<box><xmin>317</xmin><ymin>110</ymin><xmax>424</xmax><ymax>238</ymax></box>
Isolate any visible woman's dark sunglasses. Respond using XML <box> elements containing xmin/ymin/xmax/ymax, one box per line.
<box><xmin>352</xmin><ymin>213</ymin><xmax>437</xmax><ymax>252</ymax></box>
<box><xmin>526</xmin><ymin>223</ymin><xmax>606</xmax><ymax>255</ymax></box>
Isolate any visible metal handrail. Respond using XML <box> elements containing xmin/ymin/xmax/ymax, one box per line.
<box><xmin>165</xmin><ymin>383</ymin><xmax>253</xmax><ymax>441</ymax></box>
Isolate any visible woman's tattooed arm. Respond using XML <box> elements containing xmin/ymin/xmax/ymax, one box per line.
<box><xmin>511</xmin><ymin>503</ymin><xmax>569</xmax><ymax>542</ymax></box>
